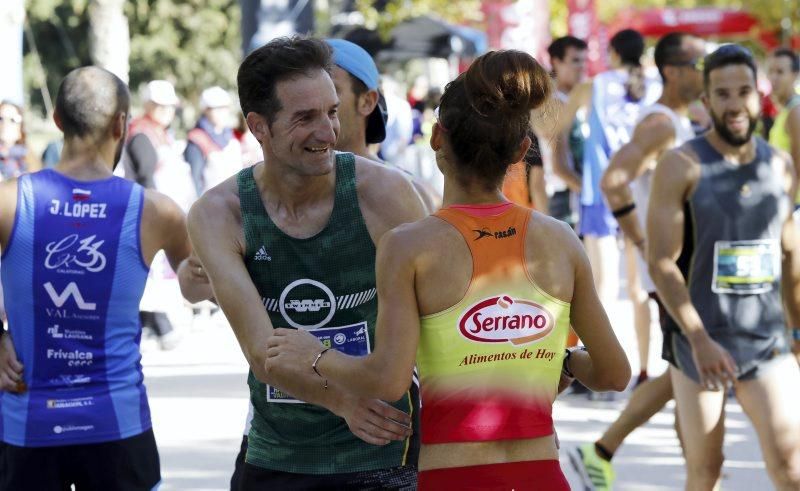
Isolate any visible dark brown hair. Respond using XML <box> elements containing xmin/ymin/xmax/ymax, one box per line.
<box><xmin>438</xmin><ymin>50</ymin><xmax>551</xmax><ymax>186</ymax></box>
<box><xmin>773</xmin><ymin>47</ymin><xmax>800</xmax><ymax>73</ymax></box>
<box><xmin>237</xmin><ymin>36</ymin><xmax>333</xmax><ymax>125</ymax></box>
<box><xmin>54</xmin><ymin>67</ymin><xmax>129</xmax><ymax>140</ymax></box>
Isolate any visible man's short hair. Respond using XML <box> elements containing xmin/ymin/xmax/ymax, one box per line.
<box><xmin>773</xmin><ymin>47</ymin><xmax>800</xmax><ymax>73</ymax></box>
<box><xmin>237</xmin><ymin>36</ymin><xmax>332</xmax><ymax>125</ymax></box>
<box><xmin>610</xmin><ymin>29</ymin><xmax>644</xmax><ymax>66</ymax></box>
<box><xmin>547</xmin><ymin>36</ymin><xmax>588</xmax><ymax>61</ymax></box>
<box><xmin>703</xmin><ymin>44</ymin><xmax>758</xmax><ymax>88</ymax></box>
<box><xmin>55</xmin><ymin>66</ymin><xmax>129</xmax><ymax>139</ymax></box>
<box><xmin>654</xmin><ymin>32</ymin><xmax>694</xmax><ymax>81</ymax></box>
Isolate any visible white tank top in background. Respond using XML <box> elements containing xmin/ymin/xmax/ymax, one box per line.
<box><xmin>632</xmin><ymin>103</ymin><xmax>694</xmax><ymax>292</ymax></box>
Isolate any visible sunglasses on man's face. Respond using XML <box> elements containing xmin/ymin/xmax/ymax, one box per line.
<box><xmin>0</xmin><ymin>115</ymin><xmax>22</xmax><ymax>125</ymax></box>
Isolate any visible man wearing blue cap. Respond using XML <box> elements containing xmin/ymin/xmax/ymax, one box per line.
<box><xmin>188</xmin><ymin>36</ymin><xmax>424</xmax><ymax>490</ymax></box>
<box><xmin>327</xmin><ymin>38</ymin><xmax>438</xmax><ymax>212</ymax></box>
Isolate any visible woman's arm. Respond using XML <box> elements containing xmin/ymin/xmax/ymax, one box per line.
<box><xmin>266</xmin><ymin>225</ymin><xmax>421</xmax><ymax>402</ymax></box>
<box><xmin>565</xmin><ymin>231</ymin><xmax>631</xmax><ymax>391</ymax></box>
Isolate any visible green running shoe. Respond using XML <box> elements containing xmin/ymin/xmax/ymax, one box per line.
<box><xmin>569</xmin><ymin>442</ymin><xmax>615</xmax><ymax>490</ymax></box>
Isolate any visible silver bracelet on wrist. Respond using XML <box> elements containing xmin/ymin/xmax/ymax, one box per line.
<box><xmin>312</xmin><ymin>347</ymin><xmax>331</xmax><ymax>389</ymax></box>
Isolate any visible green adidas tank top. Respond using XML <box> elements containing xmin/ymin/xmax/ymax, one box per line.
<box><xmin>238</xmin><ymin>152</ymin><xmax>418</xmax><ymax>474</ymax></box>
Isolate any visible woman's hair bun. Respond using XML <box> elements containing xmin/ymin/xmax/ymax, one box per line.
<box><xmin>462</xmin><ymin>50</ymin><xmax>551</xmax><ymax>120</ymax></box>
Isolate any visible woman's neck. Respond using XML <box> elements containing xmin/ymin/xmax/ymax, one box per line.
<box><xmin>442</xmin><ymin>174</ymin><xmax>506</xmax><ymax>207</ymax></box>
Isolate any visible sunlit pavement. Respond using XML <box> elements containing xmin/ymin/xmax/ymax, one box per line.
<box><xmin>142</xmin><ymin>300</ymin><xmax>768</xmax><ymax>490</ymax></box>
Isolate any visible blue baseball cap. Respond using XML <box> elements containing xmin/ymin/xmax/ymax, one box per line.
<box><xmin>326</xmin><ymin>38</ymin><xmax>387</xmax><ymax>144</ymax></box>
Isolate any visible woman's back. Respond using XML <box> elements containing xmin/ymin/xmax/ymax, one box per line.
<box><xmin>404</xmin><ymin>204</ymin><xmax>580</xmax><ymax>470</ymax></box>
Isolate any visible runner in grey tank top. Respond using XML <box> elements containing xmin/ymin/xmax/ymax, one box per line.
<box><xmin>663</xmin><ymin>136</ymin><xmax>791</xmax><ymax>380</ymax></box>
<box><xmin>572</xmin><ymin>33</ymin><xmax>706</xmax><ymax>491</ymax></box>
<box><xmin>647</xmin><ymin>45</ymin><xmax>800</xmax><ymax>490</ymax></box>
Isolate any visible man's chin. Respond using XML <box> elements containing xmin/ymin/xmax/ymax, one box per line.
<box><xmin>714</xmin><ymin>122</ymin><xmax>755</xmax><ymax>148</ymax></box>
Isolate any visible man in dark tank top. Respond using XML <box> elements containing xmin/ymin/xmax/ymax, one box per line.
<box><xmin>648</xmin><ymin>44</ymin><xmax>800</xmax><ymax>490</ymax></box>
<box><xmin>187</xmin><ymin>37</ymin><xmax>426</xmax><ymax>490</ymax></box>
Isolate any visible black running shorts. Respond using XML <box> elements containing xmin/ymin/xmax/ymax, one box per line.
<box><xmin>0</xmin><ymin>428</ymin><xmax>160</xmax><ymax>491</ymax></box>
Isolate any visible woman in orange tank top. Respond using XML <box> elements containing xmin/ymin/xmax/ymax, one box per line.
<box><xmin>265</xmin><ymin>49</ymin><xmax>631</xmax><ymax>490</ymax></box>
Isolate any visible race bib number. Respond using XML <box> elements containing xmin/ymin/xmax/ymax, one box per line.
<box><xmin>712</xmin><ymin>240</ymin><xmax>780</xmax><ymax>294</ymax></box>
<box><xmin>267</xmin><ymin>322</ymin><xmax>370</xmax><ymax>403</ymax></box>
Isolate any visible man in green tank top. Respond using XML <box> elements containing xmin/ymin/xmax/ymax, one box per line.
<box><xmin>188</xmin><ymin>37</ymin><xmax>426</xmax><ymax>489</ymax></box>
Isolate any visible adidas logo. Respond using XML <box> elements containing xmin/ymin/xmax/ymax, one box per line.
<box><xmin>255</xmin><ymin>246</ymin><xmax>271</xmax><ymax>261</ymax></box>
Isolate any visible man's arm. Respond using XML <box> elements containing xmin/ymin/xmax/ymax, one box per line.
<box><xmin>186</xmin><ymin>187</ymin><xmax>377</xmax><ymax>413</ymax></box>
<box><xmin>555</xmin><ymin>81</ymin><xmax>592</xmax><ymax>137</ymax></box>
<box><xmin>266</xmin><ymin>223</ymin><xmax>421</xmax><ymax>402</ymax></box>
<box><xmin>0</xmin><ymin>180</ymin><xmax>22</xmax><ymax>393</ymax></box>
<box><xmin>127</xmin><ymin>134</ymin><xmax>158</xmax><ymax>188</ymax></box>
<box><xmin>601</xmin><ymin>114</ymin><xmax>675</xmax><ymax>251</ymax></box>
<box><xmin>777</xmin><ymin>150</ymin><xmax>800</xmax><ymax>355</ymax></box>
<box><xmin>528</xmin><ymin>165</ymin><xmax>548</xmax><ymax>212</ymax></box>
<box><xmin>183</xmin><ymin>141</ymin><xmax>207</xmax><ymax>197</ymax></box>
<box><xmin>0</xmin><ymin>330</ymin><xmax>24</xmax><ymax>392</ymax></box>
<box><xmin>786</xmin><ymin>106</ymin><xmax>800</xmax><ymax>189</ymax></box>
<box><xmin>550</xmin><ymin>132</ymin><xmax>582</xmax><ymax>194</ymax></box>
<box><xmin>143</xmin><ymin>189</ymin><xmax>213</xmax><ymax>303</ymax></box>
<box><xmin>563</xmin><ymin>224</ymin><xmax>631</xmax><ymax>391</ymax></box>
<box><xmin>286</xmin><ymin>158</ymin><xmax>426</xmax><ymax>398</ymax></box>
<box><xmin>355</xmin><ymin>157</ymin><xmax>428</xmax><ymax>241</ymax></box>
<box><xmin>647</xmin><ymin>148</ymin><xmax>737</xmax><ymax>389</ymax></box>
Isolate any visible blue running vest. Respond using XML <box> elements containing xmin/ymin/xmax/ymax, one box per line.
<box><xmin>1</xmin><ymin>169</ymin><xmax>151</xmax><ymax>447</ymax></box>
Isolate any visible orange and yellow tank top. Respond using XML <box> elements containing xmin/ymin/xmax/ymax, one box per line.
<box><xmin>417</xmin><ymin>203</ymin><xmax>570</xmax><ymax>444</ymax></box>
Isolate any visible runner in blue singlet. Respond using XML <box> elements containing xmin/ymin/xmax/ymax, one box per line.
<box><xmin>0</xmin><ymin>67</ymin><xmax>210</xmax><ymax>490</ymax></box>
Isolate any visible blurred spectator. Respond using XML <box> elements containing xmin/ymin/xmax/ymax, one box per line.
<box><xmin>767</xmin><ymin>48</ymin><xmax>800</xmax><ymax>181</ymax></box>
<box><xmin>184</xmin><ymin>86</ymin><xmax>242</xmax><ymax>195</ymax></box>
<box><xmin>124</xmin><ymin>80</ymin><xmax>195</xmax><ymax>210</ymax></box>
<box><xmin>233</xmin><ymin>112</ymin><xmax>262</xmax><ymax>167</ymax></box>
<box><xmin>688</xmin><ymin>99</ymin><xmax>712</xmax><ymax>136</ymax></box>
<box><xmin>124</xmin><ymin>80</ymin><xmax>193</xmax><ymax>351</ymax></box>
<box><xmin>407</xmin><ymin>76</ymin><xmax>429</xmax><ymax>140</ymax></box>
<box><xmin>0</xmin><ymin>100</ymin><xmax>27</xmax><ymax>179</ymax></box>
<box><xmin>380</xmin><ymin>77</ymin><xmax>415</xmax><ymax>165</ymax></box>
<box><xmin>41</xmin><ymin>139</ymin><xmax>63</xmax><ymax>169</ymax></box>
<box><xmin>547</xmin><ymin>35</ymin><xmax>589</xmax><ymax>228</ymax></box>
<box><xmin>502</xmin><ymin>131</ymin><xmax>546</xmax><ymax>211</ymax></box>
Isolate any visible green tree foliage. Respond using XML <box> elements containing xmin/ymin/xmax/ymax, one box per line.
<box><xmin>354</xmin><ymin>0</ymin><xmax>483</xmax><ymax>35</ymax></box>
<box><xmin>357</xmin><ymin>0</ymin><xmax>796</xmax><ymax>46</ymax></box>
<box><xmin>25</xmin><ymin>0</ymin><xmax>241</xmax><ymax>114</ymax></box>
<box><xmin>126</xmin><ymin>0</ymin><xmax>241</xmax><ymax>100</ymax></box>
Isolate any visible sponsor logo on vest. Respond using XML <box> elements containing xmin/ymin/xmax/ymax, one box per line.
<box><xmin>47</xmin><ymin>324</ymin><xmax>93</xmax><ymax>341</ymax></box>
<box><xmin>45</xmin><ymin>308</ymin><xmax>100</xmax><ymax>321</ymax></box>
<box><xmin>278</xmin><ymin>279</ymin><xmax>337</xmax><ymax>329</ymax></box>
<box><xmin>47</xmin><ymin>397</ymin><xmax>94</xmax><ymax>409</ymax></box>
<box><xmin>53</xmin><ymin>424</ymin><xmax>94</xmax><ymax>434</ymax></box>
<box><xmin>45</xmin><ymin>234</ymin><xmax>107</xmax><ymax>274</ymax></box>
<box><xmin>50</xmin><ymin>199</ymin><xmax>107</xmax><ymax>219</ymax></box>
<box><xmin>49</xmin><ymin>374</ymin><xmax>92</xmax><ymax>387</ymax></box>
<box><xmin>254</xmin><ymin>245</ymin><xmax>272</xmax><ymax>261</ymax></box>
<box><xmin>473</xmin><ymin>226</ymin><xmax>517</xmax><ymax>241</ymax></box>
<box><xmin>44</xmin><ymin>282</ymin><xmax>96</xmax><ymax>310</ymax></box>
<box><xmin>47</xmin><ymin>348</ymin><xmax>94</xmax><ymax>367</ymax></box>
<box><xmin>458</xmin><ymin>295</ymin><xmax>554</xmax><ymax>345</ymax></box>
